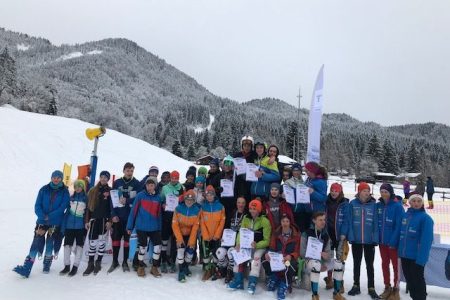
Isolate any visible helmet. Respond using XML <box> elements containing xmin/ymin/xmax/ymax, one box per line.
<box><xmin>241</xmin><ymin>135</ymin><xmax>254</xmax><ymax>147</ymax></box>
<box><xmin>253</xmin><ymin>140</ymin><xmax>267</xmax><ymax>151</ymax></box>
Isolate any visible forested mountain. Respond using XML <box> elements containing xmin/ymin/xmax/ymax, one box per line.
<box><xmin>1</xmin><ymin>27</ymin><xmax>449</xmax><ymax>186</ymax></box>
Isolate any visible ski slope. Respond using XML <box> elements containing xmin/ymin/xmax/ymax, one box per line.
<box><xmin>0</xmin><ymin>107</ymin><xmax>448</xmax><ymax>300</ymax></box>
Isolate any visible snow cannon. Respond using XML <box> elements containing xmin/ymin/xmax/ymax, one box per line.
<box><xmin>85</xmin><ymin>126</ymin><xmax>106</xmax><ymax>189</ymax></box>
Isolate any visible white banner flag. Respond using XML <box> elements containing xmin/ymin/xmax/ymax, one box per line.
<box><xmin>306</xmin><ymin>65</ymin><xmax>324</xmax><ymax>163</ymax></box>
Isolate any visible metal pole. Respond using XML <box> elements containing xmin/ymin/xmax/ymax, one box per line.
<box><xmin>89</xmin><ymin>137</ymin><xmax>99</xmax><ymax>189</ymax></box>
<box><xmin>297</xmin><ymin>86</ymin><xmax>302</xmax><ymax>162</ymax></box>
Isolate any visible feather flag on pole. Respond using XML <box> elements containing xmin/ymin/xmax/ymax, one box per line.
<box><xmin>306</xmin><ymin>65</ymin><xmax>324</xmax><ymax>163</ymax></box>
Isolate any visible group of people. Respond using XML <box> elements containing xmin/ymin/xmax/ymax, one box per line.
<box><xmin>13</xmin><ymin>135</ymin><xmax>435</xmax><ymax>300</ymax></box>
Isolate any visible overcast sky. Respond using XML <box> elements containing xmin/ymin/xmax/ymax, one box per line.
<box><xmin>2</xmin><ymin>0</ymin><xmax>450</xmax><ymax>125</ymax></box>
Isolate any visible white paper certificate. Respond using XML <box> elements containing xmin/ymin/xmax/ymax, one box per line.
<box><xmin>233</xmin><ymin>158</ymin><xmax>247</xmax><ymax>176</ymax></box>
<box><xmin>165</xmin><ymin>194</ymin><xmax>178</xmax><ymax>212</ymax></box>
<box><xmin>230</xmin><ymin>248</ymin><xmax>252</xmax><ymax>265</ymax></box>
<box><xmin>283</xmin><ymin>185</ymin><xmax>296</xmax><ymax>205</ymax></box>
<box><xmin>296</xmin><ymin>185</ymin><xmax>310</xmax><ymax>204</ymax></box>
<box><xmin>245</xmin><ymin>163</ymin><xmax>259</xmax><ymax>182</ymax></box>
<box><xmin>268</xmin><ymin>251</ymin><xmax>285</xmax><ymax>272</ymax></box>
<box><xmin>305</xmin><ymin>236</ymin><xmax>323</xmax><ymax>260</ymax></box>
<box><xmin>221</xmin><ymin>229</ymin><xmax>237</xmax><ymax>247</ymax></box>
<box><xmin>239</xmin><ymin>228</ymin><xmax>254</xmax><ymax>249</ymax></box>
<box><xmin>110</xmin><ymin>190</ymin><xmax>123</xmax><ymax>208</ymax></box>
<box><xmin>220</xmin><ymin>179</ymin><xmax>234</xmax><ymax>197</ymax></box>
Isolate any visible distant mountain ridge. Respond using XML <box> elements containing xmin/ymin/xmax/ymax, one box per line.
<box><xmin>1</xmin><ymin>27</ymin><xmax>449</xmax><ymax>186</ymax></box>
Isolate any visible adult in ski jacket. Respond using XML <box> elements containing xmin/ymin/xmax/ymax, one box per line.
<box><xmin>348</xmin><ymin>197</ymin><xmax>379</xmax><ymax>245</ymax></box>
<box><xmin>398</xmin><ymin>193</ymin><xmax>434</xmax><ymax>300</ymax></box>
<box><xmin>35</xmin><ymin>176</ymin><xmax>70</xmax><ymax>226</ymax></box>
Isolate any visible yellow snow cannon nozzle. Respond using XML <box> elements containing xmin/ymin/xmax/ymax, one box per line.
<box><xmin>85</xmin><ymin>126</ymin><xmax>106</xmax><ymax>140</ymax></box>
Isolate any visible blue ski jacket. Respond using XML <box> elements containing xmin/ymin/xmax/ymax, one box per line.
<box><xmin>348</xmin><ymin>197</ymin><xmax>379</xmax><ymax>245</ymax></box>
<box><xmin>35</xmin><ymin>183</ymin><xmax>70</xmax><ymax>226</ymax></box>
<box><xmin>398</xmin><ymin>207</ymin><xmax>434</xmax><ymax>266</ymax></box>
<box><xmin>377</xmin><ymin>198</ymin><xmax>404</xmax><ymax>248</ymax></box>
<box><xmin>126</xmin><ymin>190</ymin><xmax>162</xmax><ymax>232</ymax></box>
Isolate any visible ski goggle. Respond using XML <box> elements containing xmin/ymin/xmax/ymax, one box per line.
<box><xmin>224</xmin><ymin>160</ymin><xmax>234</xmax><ymax>166</ymax></box>
<box><xmin>184</xmin><ymin>195</ymin><xmax>195</xmax><ymax>201</ymax></box>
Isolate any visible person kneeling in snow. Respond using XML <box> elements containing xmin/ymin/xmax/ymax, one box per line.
<box><xmin>227</xmin><ymin>199</ymin><xmax>272</xmax><ymax>295</ymax></box>
<box><xmin>127</xmin><ymin>177</ymin><xmax>163</xmax><ymax>278</ymax></box>
<box><xmin>299</xmin><ymin>211</ymin><xmax>332</xmax><ymax>300</ymax></box>
<box><xmin>172</xmin><ymin>189</ymin><xmax>200</xmax><ymax>282</ymax></box>
<box><xmin>262</xmin><ymin>214</ymin><xmax>300</xmax><ymax>300</ymax></box>
<box><xmin>13</xmin><ymin>170</ymin><xmax>70</xmax><ymax>278</ymax></box>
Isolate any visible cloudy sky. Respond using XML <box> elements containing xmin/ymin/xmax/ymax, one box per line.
<box><xmin>2</xmin><ymin>0</ymin><xmax>450</xmax><ymax>125</ymax></box>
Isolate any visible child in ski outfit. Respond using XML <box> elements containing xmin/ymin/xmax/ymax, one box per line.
<box><xmin>83</xmin><ymin>171</ymin><xmax>112</xmax><ymax>276</ymax></box>
<box><xmin>60</xmin><ymin>179</ymin><xmax>87</xmax><ymax>276</ymax></box>
<box><xmin>347</xmin><ymin>182</ymin><xmax>380</xmax><ymax>299</ymax></box>
<box><xmin>13</xmin><ymin>170</ymin><xmax>70</xmax><ymax>278</ymax></box>
<box><xmin>262</xmin><ymin>214</ymin><xmax>300</xmax><ymax>300</ymax></box>
<box><xmin>200</xmin><ymin>185</ymin><xmax>226</xmax><ymax>281</ymax></box>
<box><xmin>127</xmin><ymin>177</ymin><xmax>162</xmax><ymax>278</ymax></box>
<box><xmin>215</xmin><ymin>196</ymin><xmax>247</xmax><ymax>282</ymax></box>
<box><xmin>227</xmin><ymin>199</ymin><xmax>272</xmax><ymax>295</ymax></box>
<box><xmin>377</xmin><ymin>183</ymin><xmax>404</xmax><ymax>300</ymax></box>
<box><xmin>324</xmin><ymin>183</ymin><xmax>350</xmax><ymax>298</ymax></box>
<box><xmin>172</xmin><ymin>189</ymin><xmax>201</xmax><ymax>282</ymax></box>
<box><xmin>160</xmin><ymin>170</ymin><xmax>184</xmax><ymax>273</ymax></box>
<box><xmin>300</xmin><ymin>212</ymin><xmax>332</xmax><ymax>300</ymax></box>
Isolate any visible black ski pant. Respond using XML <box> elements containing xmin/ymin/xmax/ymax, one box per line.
<box><xmin>352</xmin><ymin>243</ymin><xmax>375</xmax><ymax>288</ymax></box>
<box><xmin>401</xmin><ymin>258</ymin><xmax>427</xmax><ymax>300</ymax></box>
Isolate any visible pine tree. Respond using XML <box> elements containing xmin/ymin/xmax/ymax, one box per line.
<box><xmin>180</xmin><ymin>127</ymin><xmax>188</xmax><ymax>147</ymax></box>
<box><xmin>0</xmin><ymin>47</ymin><xmax>17</xmax><ymax>101</ymax></box>
<box><xmin>187</xmin><ymin>143</ymin><xmax>196</xmax><ymax>160</ymax></box>
<box><xmin>407</xmin><ymin>142</ymin><xmax>420</xmax><ymax>172</ymax></box>
<box><xmin>398</xmin><ymin>151</ymin><xmax>406</xmax><ymax>170</ymax></box>
<box><xmin>45</xmin><ymin>85</ymin><xmax>58</xmax><ymax>115</ymax></box>
<box><xmin>380</xmin><ymin>140</ymin><xmax>398</xmax><ymax>174</ymax></box>
<box><xmin>172</xmin><ymin>140</ymin><xmax>183</xmax><ymax>157</ymax></box>
<box><xmin>285</xmin><ymin>121</ymin><xmax>298</xmax><ymax>158</ymax></box>
<box><xmin>155</xmin><ymin>123</ymin><xmax>162</xmax><ymax>144</ymax></box>
<box><xmin>367</xmin><ymin>134</ymin><xmax>382</xmax><ymax>164</ymax></box>
<box><xmin>202</xmin><ymin>129</ymin><xmax>210</xmax><ymax>150</ymax></box>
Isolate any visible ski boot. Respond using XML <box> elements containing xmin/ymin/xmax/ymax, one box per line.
<box><xmin>277</xmin><ymin>281</ymin><xmax>288</xmax><ymax>300</ymax></box>
<box><xmin>178</xmin><ymin>263</ymin><xmax>186</xmax><ymax>282</ymax></box>
<box><xmin>13</xmin><ymin>256</ymin><xmax>34</xmax><ymax>278</ymax></box>
<box><xmin>267</xmin><ymin>274</ymin><xmax>279</xmax><ymax>291</ymax></box>
<box><xmin>42</xmin><ymin>256</ymin><xmax>53</xmax><ymax>273</ymax></box>
<box><xmin>247</xmin><ymin>275</ymin><xmax>258</xmax><ymax>295</ymax></box>
<box><xmin>169</xmin><ymin>262</ymin><xmax>176</xmax><ymax>273</ymax></box>
<box><xmin>227</xmin><ymin>272</ymin><xmax>244</xmax><ymax>290</ymax></box>
<box><xmin>225</xmin><ymin>268</ymin><xmax>233</xmax><ymax>284</ymax></box>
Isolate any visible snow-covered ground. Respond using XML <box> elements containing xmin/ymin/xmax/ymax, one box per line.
<box><xmin>56</xmin><ymin>50</ymin><xmax>102</xmax><ymax>61</ymax></box>
<box><xmin>0</xmin><ymin>107</ymin><xmax>448</xmax><ymax>299</ymax></box>
<box><xmin>17</xmin><ymin>43</ymin><xmax>30</xmax><ymax>51</ymax></box>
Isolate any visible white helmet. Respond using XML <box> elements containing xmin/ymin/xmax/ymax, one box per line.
<box><xmin>241</xmin><ymin>135</ymin><xmax>254</xmax><ymax>147</ymax></box>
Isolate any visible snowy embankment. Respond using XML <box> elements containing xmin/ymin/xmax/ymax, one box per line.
<box><xmin>0</xmin><ymin>107</ymin><xmax>448</xmax><ymax>300</ymax></box>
